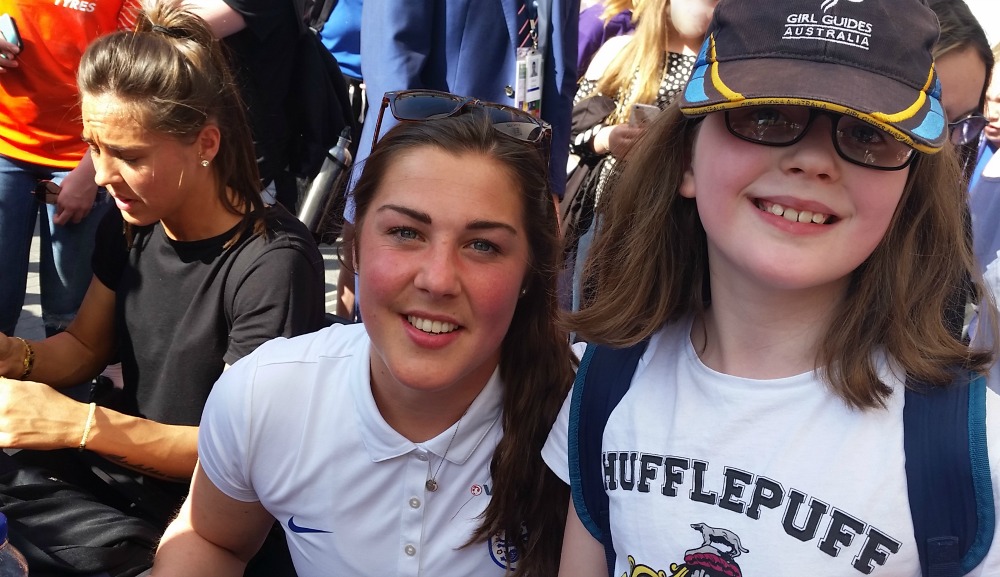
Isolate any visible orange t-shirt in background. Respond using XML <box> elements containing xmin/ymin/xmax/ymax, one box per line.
<box><xmin>0</xmin><ymin>0</ymin><xmax>127</xmax><ymax>168</ymax></box>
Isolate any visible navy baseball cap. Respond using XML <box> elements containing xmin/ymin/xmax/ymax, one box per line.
<box><xmin>679</xmin><ymin>0</ymin><xmax>946</xmax><ymax>153</ymax></box>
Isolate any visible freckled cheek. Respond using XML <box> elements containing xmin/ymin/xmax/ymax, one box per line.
<box><xmin>466</xmin><ymin>271</ymin><xmax>523</xmax><ymax>328</ymax></box>
<box><xmin>356</xmin><ymin>251</ymin><xmax>411</xmax><ymax>315</ymax></box>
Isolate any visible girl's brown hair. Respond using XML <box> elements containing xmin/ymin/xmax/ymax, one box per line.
<box><xmin>352</xmin><ymin>112</ymin><xmax>574</xmax><ymax>575</ymax></box>
<box><xmin>77</xmin><ymin>0</ymin><xmax>265</xmax><ymax>243</ymax></box>
<box><xmin>931</xmin><ymin>0</ymin><xmax>994</xmax><ymax>107</ymax></box>
<box><xmin>569</xmin><ymin>103</ymin><xmax>995</xmax><ymax>409</ymax></box>
<box><xmin>930</xmin><ymin>0</ymin><xmax>994</xmax><ymax>174</ymax></box>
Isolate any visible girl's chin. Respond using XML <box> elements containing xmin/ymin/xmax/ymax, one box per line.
<box><xmin>118</xmin><ymin>208</ymin><xmax>153</xmax><ymax>227</ymax></box>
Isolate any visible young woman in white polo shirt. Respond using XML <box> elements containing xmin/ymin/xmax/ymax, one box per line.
<box><xmin>153</xmin><ymin>92</ymin><xmax>576</xmax><ymax>577</ymax></box>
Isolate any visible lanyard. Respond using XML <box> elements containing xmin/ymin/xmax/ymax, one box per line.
<box><xmin>520</xmin><ymin>0</ymin><xmax>538</xmax><ymax>50</ymax></box>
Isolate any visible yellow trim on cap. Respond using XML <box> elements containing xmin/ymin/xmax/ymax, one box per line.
<box><xmin>869</xmin><ymin>65</ymin><xmax>934</xmax><ymax>125</ymax></box>
<box><xmin>920</xmin><ymin>65</ymin><xmax>935</xmax><ymax>92</ymax></box>
<box><xmin>869</xmin><ymin>93</ymin><xmax>925</xmax><ymax>124</ymax></box>
<box><xmin>679</xmin><ymin>97</ymin><xmax>941</xmax><ymax>154</ymax></box>
<box><xmin>709</xmin><ymin>35</ymin><xmax>744</xmax><ymax>102</ymax></box>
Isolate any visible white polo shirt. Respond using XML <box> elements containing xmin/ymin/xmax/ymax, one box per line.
<box><xmin>199</xmin><ymin>323</ymin><xmax>516</xmax><ymax>576</ymax></box>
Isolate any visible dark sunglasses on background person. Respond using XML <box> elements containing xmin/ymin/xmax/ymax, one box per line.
<box><xmin>372</xmin><ymin>90</ymin><xmax>551</xmax><ymax>154</ymax></box>
<box><xmin>724</xmin><ymin>105</ymin><xmax>916</xmax><ymax>170</ymax></box>
<box><xmin>948</xmin><ymin>112</ymin><xmax>988</xmax><ymax>146</ymax></box>
<box><xmin>32</xmin><ymin>180</ymin><xmax>60</xmax><ymax>205</ymax></box>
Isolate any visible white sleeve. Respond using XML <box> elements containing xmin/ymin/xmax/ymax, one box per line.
<box><xmin>541</xmin><ymin>341</ymin><xmax>589</xmax><ymax>484</ymax></box>
<box><xmin>197</xmin><ymin>349</ymin><xmax>261</xmax><ymax>503</ymax></box>
<box><xmin>542</xmin><ymin>386</ymin><xmax>573</xmax><ymax>484</ymax></box>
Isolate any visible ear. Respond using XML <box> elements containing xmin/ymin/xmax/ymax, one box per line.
<box><xmin>679</xmin><ymin>163</ymin><xmax>697</xmax><ymax>199</ymax></box>
<box><xmin>196</xmin><ymin>123</ymin><xmax>221</xmax><ymax>163</ymax></box>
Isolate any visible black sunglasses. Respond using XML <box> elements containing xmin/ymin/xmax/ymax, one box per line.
<box><xmin>372</xmin><ymin>90</ymin><xmax>551</xmax><ymax>154</ymax></box>
<box><xmin>948</xmin><ymin>112</ymin><xmax>988</xmax><ymax>146</ymax></box>
<box><xmin>32</xmin><ymin>180</ymin><xmax>60</xmax><ymax>205</ymax></box>
<box><xmin>724</xmin><ymin>105</ymin><xmax>916</xmax><ymax>170</ymax></box>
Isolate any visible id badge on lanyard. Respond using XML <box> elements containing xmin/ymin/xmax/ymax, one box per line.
<box><xmin>514</xmin><ymin>2</ymin><xmax>543</xmax><ymax>118</ymax></box>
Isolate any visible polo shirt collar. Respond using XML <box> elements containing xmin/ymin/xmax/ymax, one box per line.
<box><xmin>350</xmin><ymin>336</ymin><xmax>504</xmax><ymax>464</ymax></box>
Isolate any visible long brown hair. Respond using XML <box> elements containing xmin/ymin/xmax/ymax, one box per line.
<box><xmin>931</xmin><ymin>0</ymin><xmax>994</xmax><ymax>110</ymax></box>
<box><xmin>77</xmin><ymin>0</ymin><xmax>265</xmax><ymax>243</ymax></box>
<box><xmin>568</xmin><ymin>103</ymin><xmax>995</xmax><ymax>409</ymax></box>
<box><xmin>930</xmin><ymin>0</ymin><xmax>995</xmax><ymax>177</ymax></box>
<box><xmin>351</xmin><ymin>112</ymin><xmax>574</xmax><ymax>575</ymax></box>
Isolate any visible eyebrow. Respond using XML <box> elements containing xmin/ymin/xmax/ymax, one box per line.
<box><xmin>80</xmin><ymin>135</ymin><xmax>146</xmax><ymax>155</ymax></box>
<box><xmin>377</xmin><ymin>204</ymin><xmax>519</xmax><ymax>236</ymax></box>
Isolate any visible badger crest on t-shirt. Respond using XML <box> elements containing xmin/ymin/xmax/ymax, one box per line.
<box><xmin>629</xmin><ymin>522</ymin><xmax>750</xmax><ymax>577</ymax></box>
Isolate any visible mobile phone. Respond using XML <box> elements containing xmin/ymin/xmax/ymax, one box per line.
<box><xmin>630</xmin><ymin>103</ymin><xmax>661</xmax><ymax>125</ymax></box>
<box><xmin>0</xmin><ymin>14</ymin><xmax>21</xmax><ymax>59</ymax></box>
<box><xmin>33</xmin><ymin>180</ymin><xmax>60</xmax><ymax>205</ymax></box>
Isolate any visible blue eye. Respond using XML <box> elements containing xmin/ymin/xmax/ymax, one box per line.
<box><xmin>389</xmin><ymin>227</ymin><xmax>419</xmax><ymax>240</ymax></box>
<box><xmin>470</xmin><ymin>239</ymin><xmax>498</xmax><ymax>254</ymax></box>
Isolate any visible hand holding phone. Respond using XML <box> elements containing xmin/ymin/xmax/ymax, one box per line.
<box><xmin>629</xmin><ymin>103</ymin><xmax>660</xmax><ymax>126</ymax></box>
<box><xmin>0</xmin><ymin>14</ymin><xmax>21</xmax><ymax>61</ymax></box>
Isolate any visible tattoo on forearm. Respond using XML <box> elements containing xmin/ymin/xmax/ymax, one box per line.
<box><xmin>104</xmin><ymin>454</ymin><xmax>189</xmax><ymax>483</ymax></box>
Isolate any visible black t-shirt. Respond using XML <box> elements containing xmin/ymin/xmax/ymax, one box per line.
<box><xmin>220</xmin><ymin>0</ymin><xmax>300</xmax><ymax>188</ymax></box>
<box><xmin>92</xmin><ymin>204</ymin><xmax>327</xmax><ymax>426</ymax></box>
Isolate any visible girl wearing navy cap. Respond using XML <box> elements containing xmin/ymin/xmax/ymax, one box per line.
<box><xmin>543</xmin><ymin>0</ymin><xmax>1000</xmax><ymax>575</ymax></box>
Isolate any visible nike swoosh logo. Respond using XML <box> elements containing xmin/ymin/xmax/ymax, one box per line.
<box><xmin>287</xmin><ymin>516</ymin><xmax>331</xmax><ymax>534</ymax></box>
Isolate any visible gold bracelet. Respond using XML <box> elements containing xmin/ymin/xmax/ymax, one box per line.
<box><xmin>79</xmin><ymin>402</ymin><xmax>97</xmax><ymax>451</ymax></box>
<box><xmin>12</xmin><ymin>337</ymin><xmax>33</xmax><ymax>380</ymax></box>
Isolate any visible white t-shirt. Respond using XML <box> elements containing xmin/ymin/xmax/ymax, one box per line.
<box><xmin>199</xmin><ymin>323</ymin><xmax>516</xmax><ymax>577</ymax></box>
<box><xmin>543</xmin><ymin>319</ymin><xmax>1000</xmax><ymax>576</ymax></box>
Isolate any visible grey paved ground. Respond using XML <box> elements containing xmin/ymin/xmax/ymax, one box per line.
<box><xmin>14</xmin><ymin>230</ymin><xmax>44</xmax><ymax>341</ymax></box>
<box><xmin>14</xmin><ymin>226</ymin><xmax>343</xmax><ymax>341</ymax></box>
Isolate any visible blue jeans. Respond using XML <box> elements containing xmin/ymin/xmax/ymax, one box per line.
<box><xmin>0</xmin><ymin>155</ymin><xmax>111</xmax><ymax>336</ymax></box>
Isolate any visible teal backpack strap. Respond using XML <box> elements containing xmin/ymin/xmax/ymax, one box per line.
<box><xmin>904</xmin><ymin>372</ymin><xmax>994</xmax><ymax>577</ymax></box>
<box><xmin>567</xmin><ymin>345</ymin><xmax>603</xmax><ymax>540</ymax></box>
<box><xmin>568</xmin><ymin>341</ymin><xmax>649</xmax><ymax>577</ymax></box>
<box><xmin>962</xmin><ymin>374</ymin><xmax>994</xmax><ymax>574</ymax></box>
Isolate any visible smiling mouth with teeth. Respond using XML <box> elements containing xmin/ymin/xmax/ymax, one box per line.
<box><xmin>407</xmin><ymin>315</ymin><xmax>459</xmax><ymax>334</ymax></box>
<box><xmin>755</xmin><ymin>200</ymin><xmax>833</xmax><ymax>224</ymax></box>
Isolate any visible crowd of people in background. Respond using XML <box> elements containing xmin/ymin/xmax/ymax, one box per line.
<box><xmin>0</xmin><ymin>0</ymin><xmax>999</xmax><ymax>576</ymax></box>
